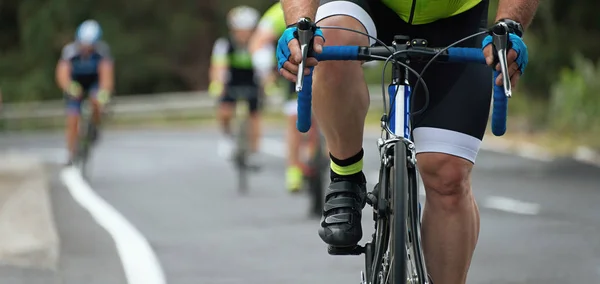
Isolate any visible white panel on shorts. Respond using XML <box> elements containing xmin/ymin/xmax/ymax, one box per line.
<box><xmin>316</xmin><ymin>1</ymin><xmax>377</xmax><ymax>45</ymax></box>
<box><xmin>413</xmin><ymin>127</ymin><xmax>482</xmax><ymax>163</ymax></box>
<box><xmin>283</xmin><ymin>99</ymin><xmax>298</xmax><ymax>116</ymax></box>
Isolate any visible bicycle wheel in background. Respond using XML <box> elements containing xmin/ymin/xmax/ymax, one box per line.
<box><xmin>405</xmin><ymin>150</ymin><xmax>429</xmax><ymax>283</ymax></box>
<box><xmin>234</xmin><ymin>115</ymin><xmax>250</xmax><ymax>194</ymax></box>
<box><xmin>307</xmin><ymin>133</ymin><xmax>327</xmax><ymax>218</ymax></box>
<box><xmin>73</xmin><ymin>109</ymin><xmax>94</xmax><ymax>179</ymax></box>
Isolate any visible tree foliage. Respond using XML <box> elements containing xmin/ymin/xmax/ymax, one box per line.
<box><xmin>0</xmin><ymin>0</ymin><xmax>271</xmax><ymax>102</ymax></box>
<box><xmin>0</xmin><ymin>0</ymin><xmax>597</xmax><ymax>104</ymax></box>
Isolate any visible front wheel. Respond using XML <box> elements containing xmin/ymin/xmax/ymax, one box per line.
<box><xmin>307</xmin><ymin>134</ymin><xmax>326</xmax><ymax>217</ymax></box>
<box><xmin>390</xmin><ymin>141</ymin><xmax>409</xmax><ymax>283</ymax></box>
<box><xmin>74</xmin><ymin>118</ymin><xmax>93</xmax><ymax>179</ymax></box>
<box><xmin>235</xmin><ymin>118</ymin><xmax>250</xmax><ymax>194</ymax></box>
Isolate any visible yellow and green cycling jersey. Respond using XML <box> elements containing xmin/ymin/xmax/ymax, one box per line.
<box><xmin>383</xmin><ymin>0</ymin><xmax>482</xmax><ymax>25</ymax></box>
<box><xmin>259</xmin><ymin>0</ymin><xmax>482</xmax><ymax>27</ymax></box>
<box><xmin>257</xmin><ymin>2</ymin><xmax>287</xmax><ymax>38</ymax></box>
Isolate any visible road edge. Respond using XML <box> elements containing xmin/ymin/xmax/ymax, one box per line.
<box><xmin>0</xmin><ymin>153</ymin><xmax>60</xmax><ymax>270</ymax></box>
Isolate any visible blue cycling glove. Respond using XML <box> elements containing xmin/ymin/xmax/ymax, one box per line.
<box><xmin>482</xmin><ymin>33</ymin><xmax>529</xmax><ymax>74</ymax></box>
<box><xmin>276</xmin><ymin>26</ymin><xmax>325</xmax><ymax>71</ymax></box>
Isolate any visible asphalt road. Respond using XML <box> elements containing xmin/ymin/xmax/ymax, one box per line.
<box><xmin>1</xmin><ymin>126</ymin><xmax>599</xmax><ymax>284</ymax></box>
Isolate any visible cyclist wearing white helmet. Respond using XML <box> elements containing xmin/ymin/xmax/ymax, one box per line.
<box><xmin>249</xmin><ymin>1</ymin><xmax>323</xmax><ymax>193</ymax></box>
<box><xmin>209</xmin><ymin>6</ymin><xmax>263</xmax><ymax>163</ymax></box>
<box><xmin>56</xmin><ymin>19</ymin><xmax>114</xmax><ymax>165</ymax></box>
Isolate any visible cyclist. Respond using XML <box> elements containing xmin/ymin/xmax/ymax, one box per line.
<box><xmin>209</xmin><ymin>6</ymin><xmax>263</xmax><ymax>164</ymax></box>
<box><xmin>249</xmin><ymin>1</ymin><xmax>322</xmax><ymax>193</ymax></box>
<box><xmin>56</xmin><ymin>19</ymin><xmax>114</xmax><ymax>166</ymax></box>
<box><xmin>277</xmin><ymin>0</ymin><xmax>535</xmax><ymax>283</ymax></box>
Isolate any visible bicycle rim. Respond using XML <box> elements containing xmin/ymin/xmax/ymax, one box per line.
<box><xmin>406</xmin><ymin>166</ymin><xmax>429</xmax><ymax>283</ymax></box>
<box><xmin>371</xmin><ymin>167</ymin><xmax>391</xmax><ymax>284</ymax></box>
<box><xmin>369</xmin><ymin>148</ymin><xmax>394</xmax><ymax>284</ymax></box>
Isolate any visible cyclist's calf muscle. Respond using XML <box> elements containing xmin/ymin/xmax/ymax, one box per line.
<box><xmin>313</xmin><ymin>15</ymin><xmax>369</xmax><ymax>160</ymax></box>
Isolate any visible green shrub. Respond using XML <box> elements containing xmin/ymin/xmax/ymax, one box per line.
<box><xmin>549</xmin><ymin>54</ymin><xmax>600</xmax><ymax>139</ymax></box>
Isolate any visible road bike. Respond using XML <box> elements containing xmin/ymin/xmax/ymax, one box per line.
<box><xmin>293</xmin><ymin>18</ymin><xmax>514</xmax><ymax>284</ymax></box>
<box><xmin>227</xmin><ymin>86</ymin><xmax>262</xmax><ymax>194</ymax></box>
<box><xmin>72</xmin><ymin>97</ymin><xmax>113</xmax><ymax>179</ymax></box>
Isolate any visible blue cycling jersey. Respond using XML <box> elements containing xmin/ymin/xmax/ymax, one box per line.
<box><xmin>60</xmin><ymin>41</ymin><xmax>112</xmax><ymax>89</ymax></box>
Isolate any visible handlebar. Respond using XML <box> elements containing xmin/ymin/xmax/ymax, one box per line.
<box><xmin>294</xmin><ymin>20</ymin><xmax>513</xmax><ymax>137</ymax></box>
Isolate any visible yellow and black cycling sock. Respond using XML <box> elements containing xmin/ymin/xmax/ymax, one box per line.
<box><xmin>330</xmin><ymin>148</ymin><xmax>366</xmax><ymax>184</ymax></box>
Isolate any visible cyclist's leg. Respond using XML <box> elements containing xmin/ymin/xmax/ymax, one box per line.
<box><xmin>405</xmin><ymin>2</ymin><xmax>491</xmax><ymax>283</ymax></box>
<box><xmin>283</xmin><ymin>95</ymin><xmax>303</xmax><ymax>192</ymax></box>
<box><xmin>64</xmin><ymin>90</ymin><xmax>84</xmax><ymax>163</ymax></box>
<box><xmin>218</xmin><ymin>92</ymin><xmax>235</xmax><ymax>136</ymax></box>
<box><xmin>314</xmin><ymin>0</ymin><xmax>374</xmax><ymax>247</ymax></box>
<box><xmin>247</xmin><ymin>86</ymin><xmax>262</xmax><ymax>154</ymax></box>
<box><xmin>217</xmin><ymin>91</ymin><xmax>235</xmax><ymax>158</ymax></box>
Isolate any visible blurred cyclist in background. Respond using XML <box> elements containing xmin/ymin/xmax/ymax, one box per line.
<box><xmin>249</xmin><ymin>1</ymin><xmax>321</xmax><ymax>193</ymax></box>
<box><xmin>56</xmin><ymin>19</ymin><xmax>114</xmax><ymax>166</ymax></box>
<box><xmin>209</xmin><ymin>6</ymin><xmax>263</xmax><ymax>165</ymax></box>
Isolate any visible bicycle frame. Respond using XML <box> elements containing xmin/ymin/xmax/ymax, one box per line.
<box><xmin>375</xmin><ymin>37</ymin><xmax>429</xmax><ymax>283</ymax></box>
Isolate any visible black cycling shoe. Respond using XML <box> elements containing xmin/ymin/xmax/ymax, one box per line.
<box><xmin>318</xmin><ymin>179</ymin><xmax>367</xmax><ymax>248</ymax></box>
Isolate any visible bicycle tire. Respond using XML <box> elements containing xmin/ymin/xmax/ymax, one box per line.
<box><xmin>368</xmin><ymin>149</ymin><xmax>393</xmax><ymax>284</ymax></box>
<box><xmin>307</xmin><ymin>134</ymin><xmax>326</xmax><ymax>217</ymax></box>
<box><xmin>390</xmin><ymin>141</ymin><xmax>409</xmax><ymax>284</ymax></box>
<box><xmin>74</xmin><ymin>116</ymin><xmax>92</xmax><ymax>176</ymax></box>
<box><xmin>235</xmin><ymin>118</ymin><xmax>250</xmax><ymax>194</ymax></box>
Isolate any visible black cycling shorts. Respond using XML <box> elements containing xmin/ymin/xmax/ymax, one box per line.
<box><xmin>220</xmin><ymin>85</ymin><xmax>262</xmax><ymax>114</ymax></box>
<box><xmin>316</xmin><ymin>0</ymin><xmax>492</xmax><ymax>163</ymax></box>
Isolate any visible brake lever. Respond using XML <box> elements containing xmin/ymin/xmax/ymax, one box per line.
<box><xmin>295</xmin><ymin>18</ymin><xmax>315</xmax><ymax>92</ymax></box>
<box><xmin>491</xmin><ymin>22</ymin><xmax>512</xmax><ymax>98</ymax></box>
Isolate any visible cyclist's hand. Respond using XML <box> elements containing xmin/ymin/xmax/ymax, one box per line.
<box><xmin>482</xmin><ymin>33</ymin><xmax>529</xmax><ymax>88</ymax></box>
<box><xmin>96</xmin><ymin>89</ymin><xmax>111</xmax><ymax>107</ymax></box>
<box><xmin>66</xmin><ymin>81</ymin><xmax>83</xmax><ymax>99</ymax></box>
<box><xmin>208</xmin><ymin>81</ymin><xmax>225</xmax><ymax>98</ymax></box>
<box><xmin>276</xmin><ymin>25</ymin><xmax>325</xmax><ymax>82</ymax></box>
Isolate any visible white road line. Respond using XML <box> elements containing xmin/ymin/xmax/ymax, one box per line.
<box><xmin>482</xmin><ymin>196</ymin><xmax>541</xmax><ymax>215</ymax></box>
<box><xmin>60</xmin><ymin>167</ymin><xmax>166</xmax><ymax>284</ymax></box>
